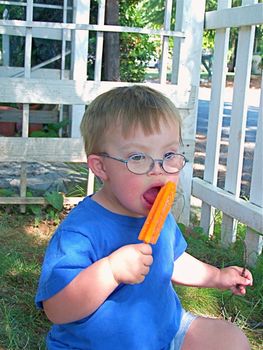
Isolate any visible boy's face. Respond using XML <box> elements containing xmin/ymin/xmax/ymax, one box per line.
<box><xmin>95</xmin><ymin>118</ymin><xmax>182</xmax><ymax>217</ymax></box>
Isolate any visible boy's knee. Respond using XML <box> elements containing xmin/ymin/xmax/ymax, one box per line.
<box><xmin>212</xmin><ymin>320</ymin><xmax>250</xmax><ymax>350</ymax></box>
<box><xmin>230</xmin><ymin>323</ymin><xmax>250</xmax><ymax>350</ymax></box>
<box><xmin>182</xmin><ymin>317</ymin><xmax>250</xmax><ymax>350</ymax></box>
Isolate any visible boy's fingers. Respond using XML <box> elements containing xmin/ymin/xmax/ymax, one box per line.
<box><xmin>138</xmin><ymin>243</ymin><xmax>152</xmax><ymax>255</ymax></box>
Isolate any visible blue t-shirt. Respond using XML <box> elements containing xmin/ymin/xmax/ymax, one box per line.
<box><xmin>36</xmin><ymin>196</ymin><xmax>187</xmax><ymax>350</ymax></box>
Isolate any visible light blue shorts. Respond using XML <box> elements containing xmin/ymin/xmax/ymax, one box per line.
<box><xmin>169</xmin><ymin>309</ymin><xmax>197</xmax><ymax>350</ymax></box>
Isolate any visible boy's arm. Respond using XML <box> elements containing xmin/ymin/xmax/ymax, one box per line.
<box><xmin>171</xmin><ymin>252</ymin><xmax>253</xmax><ymax>295</ymax></box>
<box><xmin>43</xmin><ymin>243</ymin><xmax>152</xmax><ymax>324</ymax></box>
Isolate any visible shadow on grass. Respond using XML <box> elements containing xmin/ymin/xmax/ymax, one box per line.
<box><xmin>0</xmin><ymin>208</ymin><xmax>54</xmax><ymax>350</ymax></box>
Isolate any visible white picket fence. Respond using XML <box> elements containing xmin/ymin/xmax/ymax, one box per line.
<box><xmin>192</xmin><ymin>0</ymin><xmax>263</xmax><ymax>266</ymax></box>
<box><xmin>0</xmin><ymin>0</ymin><xmax>262</xmax><ymax>265</ymax></box>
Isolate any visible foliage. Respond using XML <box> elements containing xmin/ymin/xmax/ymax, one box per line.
<box><xmin>44</xmin><ymin>191</ymin><xmax>64</xmax><ymax>211</ymax></box>
<box><xmin>29</xmin><ymin>119</ymin><xmax>69</xmax><ymax>137</ymax></box>
<box><xmin>139</xmin><ymin>0</ymin><xmax>176</xmax><ymax>29</ymax></box>
<box><xmin>119</xmin><ymin>0</ymin><xmax>157</xmax><ymax>82</ymax></box>
<box><xmin>25</xmin><ymin>189</ymin><xmax>64</xmax><ymax>226</ymax></box>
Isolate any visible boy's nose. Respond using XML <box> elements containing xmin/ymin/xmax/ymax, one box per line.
<box><xmin>148</xmin><ymin>160</ymin><xmax>164</xmax><ymax>175</ymax></box>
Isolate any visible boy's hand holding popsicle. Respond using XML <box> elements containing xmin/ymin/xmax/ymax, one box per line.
<box><xmin>108</xmin><ymin>243</ymin><xmax>153</xmax><ymax>284</ymax></box>
<box><xmin>108</xmin><ymin>182</ymin><xmax>176</xmax><ymax>284</ymax></box>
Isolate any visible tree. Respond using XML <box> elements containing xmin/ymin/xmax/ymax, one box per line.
<box><xmin>103</xmin><ymin>0</ymin><xmax>120</xmax><ymax>81</ymax></box>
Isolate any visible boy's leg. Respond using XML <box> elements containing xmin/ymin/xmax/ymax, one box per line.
<box><xmin>181</xmin><ymin>316</ymin><xmax>250</xmax><ymax>350</ymax></box>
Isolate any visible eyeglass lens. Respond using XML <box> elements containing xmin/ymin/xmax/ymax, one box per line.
<box><xmin>127</xmin><ymin>153</ymin><xmax>186</xmax><ymax>174</ymax></box>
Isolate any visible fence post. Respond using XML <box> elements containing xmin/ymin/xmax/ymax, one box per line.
<box><xmin>171</xmin><ymin>0</ymin><xmax>206</xmax><ymax>225</ymax></box>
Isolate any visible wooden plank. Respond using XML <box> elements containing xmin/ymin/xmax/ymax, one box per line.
<box><xmin>0</xmin><ymin>67</ymin><xmax>70</xmax><ymax>79</ymax></box>
<box><xmin>192</xmin><ymin>178</ymin><xmax>263</xmax><ymax>233</ymax></box>
<box><xmin>245</xmin><ymin>77</ymin><xmax>263</xmax><ymax>265</ymax></box>
<box><xmin>0</xmin><ymin>78</ymin><xmax>193</xmax><ymax>108</ymax></box>
<box><xmin>2</xmin><ymin>7</ymin><xmax>10</xmax><ymax>66</ymax></box>
<box><xmin>0</xmin><ymin>196</ymin><xmax>82</xmax><ymax>206</ymax></box>
<box><xmin>200</xmin><ymin>0</ymin><xmax>231</xmax><ymax>236</ymax></box>
<box><xmin>249</xmin><ymin>80</ymin><xmax>263</xmax><ymax>208</ymax></box>
<box><xmin>19</xmin><ymin>0</ymin><xmax>33</xmax><ymax>214</ymax></box>
<box><xmin>58</xmin><ymin>0</ymin><xmax>68</xmax><ymax>137</ymax></box>
<box><xmin>159</xmin><ymin>0</ymin><xmax>173</xmax><ymax>84</ymax></box>
<box><xmin>94</xmin><ymin>0</ymin><xmax>106</xmax><ymax>82</ymax></box>
<box><xmin>0</xmin><ymin>20</ymin><xmax>185</xmax><ymax>38</ymax></box>
<box><xmin>171</xmin><ymin>0</ymin><xmax>205</xmax><ymax>89</ymax></box>
<box><xmin>222</xmin><ymin>0</ymin><xmax>256</xmax><ymax>244</ymax></box>
<box><xmin>169</xmin><ymin>0</ymin><xmax>206</xmax><ymax>225</ymax></box>
<box><xmin>205</xmin><ymin>3</ymin><xmax>263</xmax><ymax>29</ymax></box>
<box><xmin>33</xmin><ymin>2</ymin><xmax>72</xmax><ymax>10</ymax></box>
<box><xmin>0</xmin><ymin>137</ymin><xmax>194</xmax><ymax>163</ymax></box>
<box><xmin>245</xmin><ymin>229</ymin><xmax>263</xmax><ymax>266</ymax></box>
<box><xmin>10</xmin><ymin>51</ymin><xmax>71</xmax><ymax>78</ymax></box>
<box><xmin>0</xmin><ymin>26</ymin><xmax>71</xmax><ymax>41</ymax></box>
<box><xmin>0</xmin><ymin>138</ymin><xmax>87</xmax><ymax>162</ymax></box>
<box><xmin>70</xmin><ymin>0</ymin><xmax>90</xmax><ymax>137</ymax></box>
<box><xmin>0</xmin><ymin>1</ymin><xmax>73</xmax><ymax>10</ymax></box>
<box><xmin>0</xmin><ymin>110</ymin><xmax>58</xmax><ymax>123</ymax></box>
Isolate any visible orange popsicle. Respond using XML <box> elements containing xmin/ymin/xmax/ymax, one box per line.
<box><xmin>138</xmin><ymin>181</ymin><xmax>176</xmax><ymax>244</ymax></box>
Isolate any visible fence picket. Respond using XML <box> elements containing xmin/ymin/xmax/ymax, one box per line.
<box><xmin>222</xmin><ymin>0</ymin><xmax>256</xmax><ymax>245</ymax></box>
<box><xmin>200</xmin><ymin>0</ymin><xmax>231</xmax><ymax>237</ymax></box>
<box><xmin>245</xmin><ymin>77</ymin><xmax>263</xmax><ymax>265</ymax></box>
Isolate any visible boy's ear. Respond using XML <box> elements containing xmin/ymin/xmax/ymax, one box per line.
<box><xmin>87</xmin><ymin>155</ymin><xmax>108</xmax><ymax>181</ymax></box>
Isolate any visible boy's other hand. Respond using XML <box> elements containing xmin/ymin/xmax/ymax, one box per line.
<box><xmin>108</xmin><ymin>243</ymin><xmax>153</xmax><ymax>285</ymax></box>
<box><xmin>218</xmin><ymin>266</ymin><xmax>253</xmax><ymax>295</ymax></box>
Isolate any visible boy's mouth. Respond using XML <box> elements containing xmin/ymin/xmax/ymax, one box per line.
<box><xmin>143</xmin><ymin>186</ymin><xmax>162</xmax><ymax>206</ymax></box>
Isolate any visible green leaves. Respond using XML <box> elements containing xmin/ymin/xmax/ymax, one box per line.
<box><xmin>44</xmin><ymin>191</ymin><xmax>64</xmax><ymax>211</ymax></box>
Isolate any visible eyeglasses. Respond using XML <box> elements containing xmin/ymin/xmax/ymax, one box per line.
<box><xmin>99</xmin><ymin>152</ymin><xmax>188</xmax><ymax>175</ymax></box>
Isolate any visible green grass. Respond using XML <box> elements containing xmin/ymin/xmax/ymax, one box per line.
<box><xmin>0</xmin><ymin>210</ymin><xmax>51</xmax><ymax>350</ymax></box>
<box><xmin>0</xmin><ymin>206</ymin><xmax>262</xmax><ymax>349</ymax></box>
<box><xmin>177</xmin><ymin>220</ymin><xmax>263</xmax><ymax>350</ymax></box>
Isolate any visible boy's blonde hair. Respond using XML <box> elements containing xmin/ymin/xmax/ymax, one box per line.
<box><xmin>80</xmin><ymin>85</ymin><xmax>182</xmax><ymax>156</ymax></box>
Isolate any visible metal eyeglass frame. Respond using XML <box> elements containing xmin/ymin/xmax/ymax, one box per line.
<box><xmin>98</xmin><ymin>152</ymin><xmax>188</xmax><ymax>175</ymax></box>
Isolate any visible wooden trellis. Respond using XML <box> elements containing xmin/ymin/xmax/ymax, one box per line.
<box><xmin>0</xmin><ymin>0</ymin><xmax>205</xmax><ymax>225</ymax></box>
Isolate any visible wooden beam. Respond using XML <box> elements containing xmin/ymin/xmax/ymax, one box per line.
<box><xmin>205</xmin><ymin>3</ymin><xmax>263</xmax><ymax>30</ymax></box>
<box><xmin>0</xmin><ymin>137</ymin><xmax>86</xmax><ymax>162</ymax></box>
<box><xmin>0</xmin><ymin>20</ymin><xmax>185</xmax><ymax>38</ymax></box>
<box><xmin>0</xmin><ymin>78</ymin><xmax>193</xmax><ymax>108</ymax></box>
<box><xmin>0</xmin><ymin>67</ymin><xmax>70</xmax><ymax>79</ymax></box>
<box><xmin>192</xmin><ymin>177</ymin><xmax>263</xmax><ymax>234</ymax></box>
<box><xmin>200</xmin><ymin>0</ymin><xmax>231</xmax><ymax>236</ymax></box>
<box><xmin>0</xmin><ymin>1</ymin><xmax>73</xmax><ymax>10</ymax></box>
<box><xmin>0</xmin><ymin>196</ymin><xmax>82</xmax><ymax>206</ymax></box>
<box><xmin>0</xmin><ymin>110</ymin><xmax>58</xmax><ymax>123</ymax></box>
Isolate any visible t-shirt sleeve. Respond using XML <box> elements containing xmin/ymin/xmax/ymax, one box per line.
<box><xmin>35</xmin><ymin>228</ymin><xmax>96</xmax><ymax>308</ymax></box>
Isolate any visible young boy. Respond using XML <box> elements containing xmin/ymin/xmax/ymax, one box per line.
<box><xmin>36</xmin><ymin>85</ymin><xmax>253</xmax><ymax>350</ymax></box>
